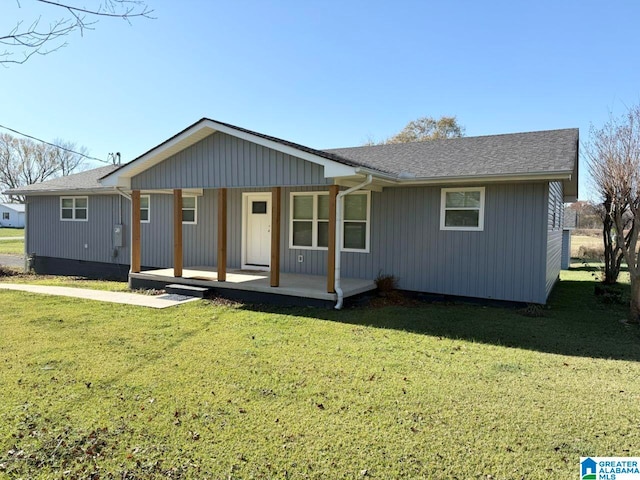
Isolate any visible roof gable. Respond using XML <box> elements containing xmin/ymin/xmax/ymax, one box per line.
<box><xmin>130</xmin><ymin>130</ymin><xmax>333</xmax><ymax>190</ymax></box>
<box><xmin>100</xmin><ymin>118</ymin><xmax>363</xmax><ymax>188</ymax></box>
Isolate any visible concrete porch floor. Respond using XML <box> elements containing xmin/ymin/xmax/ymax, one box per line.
<box><xmin>129</xmin><ymin>266</ymin><xmax>376</xmax><ymax>302</ymax></box>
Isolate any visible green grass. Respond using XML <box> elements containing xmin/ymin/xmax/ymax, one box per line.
<box><xmin>0</xmin><ymin>274</ymin><xmax>130</xmax><ymax>292</ymax></box>
<box><xmin>0</xmin><ymin>272</ymin><xmax>639</xmax><ymax>478</ymax></box>
<box><xmin>0</xmin><ymin>238</ymin><xmax>24</xmax><ymax>255</ymax></box>
<box><xmin>0</xmin><ymin>227</ymin><xmax>24</xmax><ymax>238</ymax></box>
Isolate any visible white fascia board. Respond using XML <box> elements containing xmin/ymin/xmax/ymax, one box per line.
<box><xmin>14</xmin><ymin>187</ymin><xmax>119</xmax><ymax>196</ymax></box>
<box><xmin>371</xmin><ymin>171</ymin><xmax>574</xmax><ymax>187</ymax></box>
<box><xmin>100</xmin><ymin>119</ymin><xmax>361</xmax><ymax>187</ymax></box>
<box><xmin>208</xmin><ymin>121</ymin><xmax>359</xmax><ymax>178</ymax></box>
<box><xmin>99</xmin><ymin>123</ymin><xmax>217</xmax><ymax>186</ymax></box>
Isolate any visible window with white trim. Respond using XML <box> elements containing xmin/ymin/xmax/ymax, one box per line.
<box><xmin>2</xmin><ymin>212</ymin><xmax>9</xmax><ymax>220</ymax></box>
<box><xmin>342</xmin><ymin>192</ymin><xmax>370</xmax><ymax>251</ymax></box>
<box><xmin>289</xmin><ymin>191</ymin><xmax>370</xmax><ymax>252</ymax></box>
<box><xmin>60</xmin><ymin>196</ymin><xmax>88</xmax><ymax>221</ymax></box>
<box><xmin>291</xmin><ymin>193</ymin><xmax>328</xmax><ymax>249</ymax></box>
<box><xmin>182</xmin><ymin>196</ymin><xmax>197</xmax><ymax>224</ymax></box>
<box><xmin>440</xmin><ymin>187</ymin><xmax>485</xmax><ymax>231</ymax></box>
<box><xmin>140</xmin><ymin>195</ymin><xmax>150</xmax><ymax>223</ymax></box>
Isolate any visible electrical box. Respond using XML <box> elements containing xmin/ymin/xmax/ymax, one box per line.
<box><xmin>113</xmin><ymin>224</ymin><xmax>124</xmax><ymax>247</ymax></box>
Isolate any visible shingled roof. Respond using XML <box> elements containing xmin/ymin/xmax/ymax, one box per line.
<box><xmin>4</xmin><ymin>122</ymin><xmax>578</xmax><ymax>199</ymax></box>
<box><xmin>327</xmin><ymin>128</ymin><xmax>578</xmax><ymax>179</ymax></box>
<box><xmin>5</xmin><ymin>165</ymin><xmax>119</xmax><ymax>195</ymax></box>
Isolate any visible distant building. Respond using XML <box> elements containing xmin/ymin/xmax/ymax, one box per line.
<box><xmin>0</xmin><ymin>203</ymin><xmax>25</xmax><ymax>228</ymax></box>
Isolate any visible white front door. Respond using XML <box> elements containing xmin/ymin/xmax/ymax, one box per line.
<box><xmin>243</xmin><ymin>193</ymin><xmax>271</xmax><ymax>269</ymax></box>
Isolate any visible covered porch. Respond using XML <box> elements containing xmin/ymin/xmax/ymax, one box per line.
<box><xmin>127</xmin><ymin>181</ymin><xmax>376</xmax><ymax>307</ymax></box>
<box><xmin>130</xmin><ymin>266</ymin><xmax>376</xmax><ymax>306</ymax></box>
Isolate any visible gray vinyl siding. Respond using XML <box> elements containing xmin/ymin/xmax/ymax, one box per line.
<box><xmin>26</xmin><ymin>195</ymin><xmax>130</xmax><ymax>265</ymax></box>
<box><xmin>138</xmin><ymin>183</ymin><xmax>547</xmax><ymax>303</ymax></box>
<box><xmin>545</xmin><ymin>181</ymin><xmax>563</xmax><ymax>297</ymax></box>
<box><xmin>26</xmin><ymin>182</ymin><xmax>552</xmax><ymax>304</ymax></box>
<box><xmin>338</xmin><ymin>183</ymin><xmax>549</xmax><ymax>304</ymax></box>
<box><xmin>131</xmin><ymin>132</ymin><xmax>331</xmax><ymax>190</ymax></box>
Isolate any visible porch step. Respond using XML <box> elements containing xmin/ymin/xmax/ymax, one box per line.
<box><xmin>165</xmin><ymin>284</ymin><xmax>211</xmax><ymax>298</ymax></box>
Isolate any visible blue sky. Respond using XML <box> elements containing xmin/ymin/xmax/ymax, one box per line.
<box><xmin>2</xmin><ymin>0</ymin><xmax>639</xmax><ymax>200</ymax></box>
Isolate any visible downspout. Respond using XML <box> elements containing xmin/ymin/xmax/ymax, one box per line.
<box><xmin>115</xmin><ymin>187</ymin><xmax>133</xmax><ymax>280</ymax></box>
<box><xmin>334</xmin><ymin>174</ymin><xmax>373</xmax><ymax>310</ymax></box>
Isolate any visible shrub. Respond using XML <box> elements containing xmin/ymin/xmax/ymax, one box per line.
<box><xmin>578</xmin><ymin>245</ymin><xmax>605</xmax><ymax>261</ymax></box>
<box><xmin>374</xmin><ymin>273</ymin><xmax>398</xmax><ymax>294</ymax></box>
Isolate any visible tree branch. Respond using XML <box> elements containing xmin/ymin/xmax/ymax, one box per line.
<box><xmin>1</xmin><ymin>0</ymin><xmax>153</xmax><ymax>65</ymax></box>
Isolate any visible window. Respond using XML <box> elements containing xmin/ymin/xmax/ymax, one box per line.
<box><xmin>2</xmin><ymin>212</ymin><xmax>9</xmax><ymax>220</ymax></box>
<box><xmin>252</xmin><ymin>201</ymin><xmax>267</xmax><ymax>214</ymax></box>
<box><xmin>182</xmin><ymin>196</ymin><xmax>197</xmax><ymax>224</ymax></box>
<box><xmin>342</xmin><ymin>193</ymin><xmax>370</xmax><ymax>251</ymax></box>
<box><xmin>140</xmin><ymin>195</ymin><xmax>150</xmax><ymax>223</ymax></box>
<box><xmin>440</xmin><ymin>187</ymin><xmax>484</xmax><ymax>231</ymax></box>
<box><xmin>290</xmin><ymin>191</ymin><xmax>370</xmax><ymax>252</ymax></box>
<box><xmin>60</xmin><ymin>196</ymin><xmax>88</xmax><ymax>221</ymax></box>
<box><xmin>291</xmin><ymin>193</ymin><xmax>328</xmax><ymax>248</ymax></box>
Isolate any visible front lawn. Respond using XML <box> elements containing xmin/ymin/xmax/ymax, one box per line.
<box><xmin>0</xmin><ymin>239</ymin><xmax>24</xmax><ymax>255</ymax></box>
<box><xmin>0</xmin><ymin>272</ymin><xmax>639</xmax><ymax>478</ymax></box>
<box><xmin>0</xmin><ymin>227</ymin><xmax>24</xmax><ymax>238</ymax></box>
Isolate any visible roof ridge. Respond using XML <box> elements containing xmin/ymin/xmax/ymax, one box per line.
<box><xmin>325</xmin><ymin>127</ymin><xmax>579</xmax><ymax>152</ymax></box>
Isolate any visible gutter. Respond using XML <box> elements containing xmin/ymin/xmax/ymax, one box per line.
<box><xmin>334</xmin><ymin>174</ymin><xmax>373</xmax><ymax>310</ymax></box>
<box><xmin>115</xmin><ymin>187</ymin><xmax>131</xmax><ymax>200</ymax></box>
<box><xmin>353</xmin><ymin>167</ymin><xmax>574</xmax><ymax>186</ymax></box>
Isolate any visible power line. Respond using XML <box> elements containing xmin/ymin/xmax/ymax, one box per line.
<box><xmin>0</xmin><ymin>123</ymin><xmax>110</xmax><ymax>164</ymax></box>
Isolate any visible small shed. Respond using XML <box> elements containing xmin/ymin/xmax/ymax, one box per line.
<box><xmin>562</xmin><ymin>206</ymin><xmax>577</xmax><ymax>269</ymax></box>
<box><xmin>0</xmin><ymin>203</ymin><xmax>26</xmax><ymax>228</ymax></box>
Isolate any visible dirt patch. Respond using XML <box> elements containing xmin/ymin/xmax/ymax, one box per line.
<box><xmin>368</xmin><ymin>290</ymin><xmax>422</xmax><ymax>308</ymax></box>
<box><xmin>0</xmin><ymin>266</ymin><xmax>20</xmax><ymax>277</ymax></box>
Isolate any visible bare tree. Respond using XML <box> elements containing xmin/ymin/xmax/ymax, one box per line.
<box><xmin>0</xmin><ymin>132</ymin><xmax>86</xmax><ymax>202</ymax></box>
<box><xmin>566</xmin><ymin>200</ymin><xmax>602</xmax><ymax>229</ymax></box>
<box><xmin>1</xmin><ymin>0</ymin><xmax>153</xmax><ymax>65</ymax></box>
<box><xmin>585</xmin><ymin>105</ymin><xmax>640</xmax><ymax>322</ymax></box>
<box><xmin>53</xmin><ymin>137</ymin><xmax>86</xmax><ymax>175</ymax></box>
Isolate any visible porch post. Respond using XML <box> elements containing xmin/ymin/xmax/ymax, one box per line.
<box><xmin>327</xmin><ymin>184</ymin><xmax>339</xmax><ymax>293</ymax></box>
<box><xmin>173</xmin><ymin>189</ymin><xmax>183</xmax><ymax>277</ymax></box>
<box><xmin>270</xmin><ymin>186</ymin><xmax>281</xmax><ymax>287</ymax></box>
<box><xmin>217</xmin><ymin>188</ymin><xmax>227</xmax><ymax>282</ymax></box>
<box><xmin>131</xmin><ymin>190</ymin><xmax>141</xmax><ymax>273</ymax></box>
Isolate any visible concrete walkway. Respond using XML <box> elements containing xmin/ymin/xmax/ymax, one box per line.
<box><xmin>0</xmin><ymin>237</ymin><xmax>24</xmax><ymax>240</ymax></box>
<box><xmin>0</xmin><ymin>284</ymin><xmax>200</xmax><ymax>309</ymax></box>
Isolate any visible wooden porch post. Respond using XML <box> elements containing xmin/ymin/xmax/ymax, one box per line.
<box><xmin>131</xmin><ymin>190</ymin><xmax>141</xmax><ymax>273</ymax></box>
<box><xmin>173</xmin><ymin>189</ymin><xmax>183</xmax><ymax>277</ymax></box>
<box><xmin>270</xmin><ymin>187</ymin><xmax>281</xmax><ymax>287</ymax></box>
<box><xmin>327</xmin><ymin>185</ymin><xmax>339</xmax><ymax>293</ymax></box>
<box><xmin>217</xmin><ymin>188</ymin><xmax>227</xmax><ymax>282</ymax></box>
